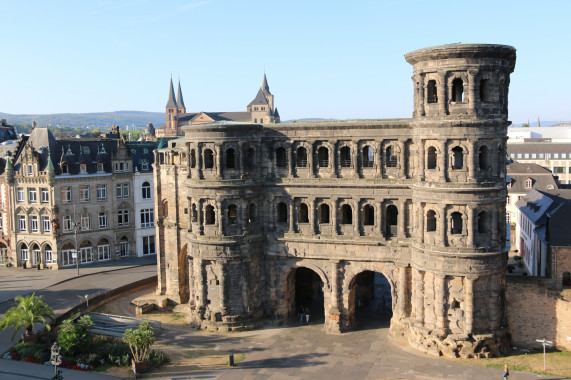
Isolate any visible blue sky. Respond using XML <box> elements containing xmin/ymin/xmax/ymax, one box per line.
<box><xmin>1</xmin><ymin>0</ymin><xmax>570</xmax><ymax>123</ymax></box>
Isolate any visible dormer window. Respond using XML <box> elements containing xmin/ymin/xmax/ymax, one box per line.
<box><xmin>80</xmin><ymin>163</ymin><xmax>87</xmax><ymax>174</ymax></box>
<box><xmin>27</xmin><ymin>165</ymin><xmax>33</xmax><ymax>176</ymax></box>
<box><xmin>144</xmin><ymin>148</ymin><xmax>149</xmax><ymax>154</ymax></box>
<box><xmin>97</xmin><ymin>163</ymin><xmax>104</xmax><ymax>172</ymax></box>
<box><xmin>141</xmin><ymin>161</ymin><xmax>149</xmax><ymax>171</ymax></box>
<box><xmin>81</xmin><ymin>146</ymin><xmax>90</xmax><ymax>154</ymax></box>
<box><xmin>525</xmin><ymin>178</ymin><xmax>532</xmax><ymax>188</ymax></box>
<box><xmin>61</xmin><ymin>163</ymin><xmax>69</xmax><ymax>174</ymax></box>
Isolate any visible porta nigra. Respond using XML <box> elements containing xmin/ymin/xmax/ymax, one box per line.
<box><xmin>154</xmin><ymin>43</ymin><xmax>516</xmax><ymax>358</ymax></box>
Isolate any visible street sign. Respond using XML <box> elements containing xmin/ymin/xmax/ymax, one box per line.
<box><xmin>536</xmin><ymin>338</ymin><xmax>553</xmax><ymax>371</ymax></box>
<box><xmin>72</xmin><ymin>252</ymin><xmax>77</xmax><ymax>259</ymax></box>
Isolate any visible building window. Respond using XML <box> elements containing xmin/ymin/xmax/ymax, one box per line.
<box><xmin>116</xmin><ymin>184</ymin><xmax>129</xmax><ymax>199</ymax></box>
<box><xmin>61</xmin><ymin>163</ymin><xmax>69</xmax><ymax>174</ymax></box>
<box><xmin>123</xmin><ymin>184</ymin><xmax>129</xmax><ymax>198</ymax></box>
<box><xmin>98</xmin><ymin>212</ymin><xmax>108</xmax><ymax>229</ymax></box>
<box><xmin>317</xmin><ymin>146</ymin><xmax>329</xmax><ymax>168</ymax></box>
<box><xmin>204</xmin><ymin>149</ymin><xmax>214</xmax><ymax>169</ymax></box>
<box><xmin>63</xmin><ymin>215</ymin><xmax>72</xmax><ymax>232</ymax></box>
<box><xmin>97</xmin><ymin>163</ymin><xmax>104</xmax><ymax>172</ymax></box>
<box><xmin>80</xmin><ymin>163</ymin><xmax>87</xmax><ymax>173</ymax></box>
<box><xmin>553</xmin><ymin>167</ymin><xmax>565</xmax><ymax>174</ymax></box>
<box><xmin>97</xmin><ymin>240</ymin><xmax>110</xmax><ymax>261</ymax></box>
<box><xmin>386</xmin><ymin>146</ymin><xmax>397</xmax><ymax>168</ymax></box>
<box><xmin>363</xmin><ymin>146</ymin><xmax>374</xmax><ymax>168</ymax></box>
<box><xmin>226</xmin><ymin>148</ymin><xmax>236</xmax><ymax>169</ymax></box>
<box><xmin>140</xmin><ymin>208</ymin><xmax>154</xmax><ymax>228</ymax></box>
<box><xmin>80</xmin><ymin>213</ymin><xmax>90</xmax><ymax>230</ymax></box>
<box><xmin>427</xmin><ymin>147</ymin><xmax>437</xmax><ymax>169</ymax></box>
<box><xmin>319</xmin><ymin>204</ymin><xmax>330</xmax><ymax>224</ymax></box>
<box><xmin>141</xmin><ymin>161</ymin><xmax>149</xmax><ymax>171</ymax></box>
<box><xmin>452</xmin><ymin>146</ymin><xmax>463</xmax><ymax>169</ymax></box>
<box><xmin>340</xmin><ymin>146</ymin><xmax>351</xmax><ymax>168</ymax></box>
<box><xmin>426</xmin><ymin>210</ymin><xmax>437</xmax><ymax>232</ymax></box>
<box><xmin>525</xmin><ymin>179</ymin><xmax>532</xmax><ymax>188</ymax></box>
<box><xmin>97</xmin><ymin>185</ymin><xmax>106</xmax><ymax>200</ymax></box>
<box><xmin>41</xmin><ymin>188</ymin><xmax>49</xmax><ymax>203</ymax></box>
<box><xmin>205</xmin><ymin>205</ymin><xmax>215</xmax><ymax>225</ymax></box>
<box><xmin>228</xmin><ymin>204</ymin><xmax>237</xmax><ymax>224</ymax></box>
<box><xmin>277</xmin><ymin>202</ymin><xmax>287</xmax><ymax>223</ymax></box>
<box><xmin>44</xmin><ymin>245</ymin><xmax>54</xmax><ymax>264</ymax></box>
<box><xmin>28</xmin><ymin>188</ymin><xmax>37</xmax><ymax>203</ymax></box>
<box><xmin>42</xmin><ymin>216</ymin><xmax>51</xmax><ymax>233</ymax></box>
<box><xmin>276</xmin><ymin>147</ymin><xmax>287</xmax><ymax>168</ymax></box>
<box><xmin>20</xmin><ymin>244</ymin><xmax>29</xmax><ymax>262</ymax></box>
<box><xmin>18</xmin><ymin>215</ymin><xmax>27</xmax><ymax>232</ymax></box>
<box><xmin>452</xmin><ymin>78</ymin><xmax>464</xmax><ymax>102</ymax></box>
<box><xmin>118</xmin><ymin>210</ymin><xmax>129</xmax><ymax>227</ymax></box>
<box><xmin>142</xmin><ymin>236</ymin><xmax>155</xmax><ymax>255</ymax></box>
<box><xmin>190</xmin><ymin>150</ymin><xmax>196</xmax><ymax>168</ymax></box>
<box><xmin>479</xmin><ymin>79</ymin><xmax>490</xmax><ymax>102</ymax></box>
<box><xmin>427</xmin><ymin>80</ymin><xmax>437</xmax><ymax>103</ymax></box>
<box><xmin>386</xmin><ymin>205</ymin><xmax>398</xmax><ymax>237</ymax></box>
<box><xmin>79</xmin><ymin>243</ymin><xmax>93</xmax><ymax>263</ymax></box>
<box><xmin>27</xmin><ymin>165</ymin><xmax>33</xmax><ymax>176</ymax></box>
<box><xmin>451</xmin><ymin>212</ymin><xmax>463</xmax><ymax>234</ymax></box>
<box><xmin>30</xmin><ymin>215</ymin><xmax>39</xmax><ymax>233</ymax></box>
<box><xmin>17</xmin><ymin>187</ymin><xmax>24</xmax><ymax>203</ymax></box>
<box><xmin>119</xmin><ymin>237</ymin><xmax>129</xmax><ymax>257</ymax></box>
<box><xmin>80</xmin><ymin>185</ymin><xmax>90</xmax><ymax>202</ymax></box>
<box><xmin>142</xmin><ymin>182</ymin><xmax>151</xmax><ymax>199</ymax></box>
<box><xmin>61</xmin><ymin>245</ymin><xmax>75</xmax><ymax>266</ymax></box>
<box><xmin>296</xmin><ymin>147</ymin><xmax>308</xmax><ymax>168</ymax></box>
<box><xmin>61</xmin><ymin>187</ymin><xmax>71</xmax><ymax>203</ymax></box>
<box><xmin>363</xmin><ymin>204</ymin><xmax>375</xmax><ymax>225</ymax></box>
<box><xmin>341</xmin><ymin>204</ymin><xmax>352</xmax><ymax>224</ymax></box>
<box><xmin>298</xmin><ymin>203</ymin><xmax>309</xmax><ymax>223</ymax></box>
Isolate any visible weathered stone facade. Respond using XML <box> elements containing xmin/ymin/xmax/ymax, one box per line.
<box><xmin>154</xmin><ymin>43</ymin><xmax>516</xmax><ymax>358</ymax></box>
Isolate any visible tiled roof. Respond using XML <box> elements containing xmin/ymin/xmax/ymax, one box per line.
<box><xmin>507</xmin><ymin>163</ymin><xmax>558</xmax><ymax>193</ymax></box>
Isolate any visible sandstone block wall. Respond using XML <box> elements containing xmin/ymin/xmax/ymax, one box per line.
<box><xmin>506</xmin><ymin>277</ymin><xmax>571</xmax><ymax>350</ymax></box>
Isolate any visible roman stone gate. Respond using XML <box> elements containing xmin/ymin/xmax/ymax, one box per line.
<box><xmin>154</xmin><ymin>43</ymin><xmax>516</xmax><ymax>359</ymax></box>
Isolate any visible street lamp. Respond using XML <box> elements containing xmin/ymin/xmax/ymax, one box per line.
<box><xmin>73</xmin><ymin>205</ymin><xmax>81</xmax><ymax>276</ymax></box>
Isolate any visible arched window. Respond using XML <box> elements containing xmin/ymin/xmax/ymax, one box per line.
<box><xmin>190</xmin><ymin>149</ymin><xmax>196</xmax><ymax>168</ymax></box>
<box><xmin>248</xmin><ymin>203</ymin><xmax>256</xmax><ymax>222</ymax></box>
<box><xmin>452</xmin><ymin>78</ymin><xmax>464</xmax><ymax>102</ymax></box>
<box><xmin>318</xmin><ymin>147</ymin><xmax>329</xmax><ymax>167</ymax></box>
<box><xmin>363</xmin><ymin>204</ymin><xmax>375</xmax><ymax>225</ymax></box>
<box><xmin>427</xmin><ymin>80</ymin><xmax>438</xmax><ymax>103</ymax></box>
<box><xmin>277</xmin><ymin>202</ymin><xmax>287</xmax><ymax>223</ymax></box>
<box><xmin>451</xmin><ymin>212</ymin><xmax>463</xmax><ymax>234</ymax></box>
<box><xmin>204</xmin><ymin>149</ymin><xmax>214</xmax><ymax>169</ymax></box>
<box><xmin>319</xmin><ymin>204</ymin><xmax>330</xmax><ymax>224</ymax></box>
<box><xmin>298</xmin><ymin>203</ymin><xmax>309</xmax><ymax>223</ymax></box>
<box><xmin>340</xmin><ymin>146</ymin><xmax>351</xmax><ymax>167</ymax></box>
<box><xmin>426</xmin><ymin>210</ymin><xmax>437</xmax><ymax>232</ymax></box>
<box><xmin>228</xmin><ymin>204</ymin><xmax>237</xmax><ymax>224</ymax></box>
<box><xmin>44</xmin><ymin>244</ymin><xmax>53</xmax><ymax>264</ymax></box>
<box><xmin>191</xmin><ymin>204</ymin><xmax>198</xmax><ymax>223</ymax></box>
<box><xmin>363</xmin><ymin>146</ymin><xmax>374</xmax><ymax>167</ymax></box>
<box><xmin>427</xmin><ymin>147</ymin><xmax>437</xmax><ymax>169</ymax></box>
<box><xmin>205</xmin><ymin>205</ymin><xmax>215</xmax><ymax>225</ymax></box>
<box><xmin>479</xmin><ymin>146</ymin><xmax>490</xmax><ymax>170</ymax></box>
<box><xmin>142</xmin><ymin>182</ymin><xmax>151</xmax><ymax>199</ymax></box>
<box><xmin>386</xmin><ymin>205</ymin><xmax>398</xmax><ymax>237</ymax></box>
<box><xmin>296</xmin><ymin>147</ymin><xmax>308</xmax><ymax>168</ymax></box>
<box><xmin>478</xmin><ymin>211</ymin><xmax>490</xmax><ymax>234</ymax></box>
<box><xmin>246</xmin><ymin>148</ymin><xmax>255</xmax><ymax>169</ymax></box>
<box><xmin>20</xmin><ymin>243</ymin><xmax>29</xmax><ymax>262</ymax></box>
<box><xmin>386</xmin><ymin>146</ymin><xmax>397</xmax><ymax>168</ymax></box>
<box><xmin>97</xmin><ymin>238</ymin><xmax>110</xmax><ymax>261</ymax></box>
<box><xmin>452</xmin><ymin>146</ymin><xmax>463</xmax><ymax>169</ymax></box>
<box><xmin>226</xmin><ymin>148</ymin><xmax>236</xmax><ymax>169</ymax></box>
<box><xmin>341</xmin><ymin>204</ymin><xmax>352</xmax><ymax>224</ymax></box>
<box><xmin>276</xmin><ymin>147</ymin><xmax>287</xmax><ymax>168</ymax></box>
<box><xmin>480</xmin><ymin>79</ymin><xmax>490</xmax><ymax>102</ymax></box>
<box><xmin>525</xmin><ymin>178</ymin><xmax>532</xmax><ymax>188</ymax></box>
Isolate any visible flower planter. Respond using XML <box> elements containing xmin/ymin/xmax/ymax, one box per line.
<box><xmin>132</xmin><ymin>359</ymin><xmax>148</xmax><ymax>373</ymax></box>
<box><xmin>22</xmin><ymin>334</ymin><xmax>37</xmax><ymax>343</ymax></box>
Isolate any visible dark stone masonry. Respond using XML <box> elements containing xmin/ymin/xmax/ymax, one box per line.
<box><xmin>153</xmin><ymin>43</ymin><xmax>516</xmax><ymax>358</ymax></box>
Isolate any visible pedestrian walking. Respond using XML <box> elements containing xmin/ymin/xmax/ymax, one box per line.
<box><xmin>299</xmin><ymin>307</ymin><xmax>304</xmax><ymax>323</ymax></box>
<box><xmin>502</xmin><ymin>364</ymin><xmax>509</xmax><ymax>379</ymax></box>
<box><xmin>305</xmin><ymin>308</ymin><xmax>310</xmax><ymax>324</ymax></box>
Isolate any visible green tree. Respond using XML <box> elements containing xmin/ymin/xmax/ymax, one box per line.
<box><xmin>57</xmin><ymin>314</ymin><xmax>94</xmax><ymax>356</ymax></box>
<box><xmin>0</xmin><ymin>293</ymin><xmax>55</xmax><ymax>341</ymax></box>
<box><xmin>123</xmin><ymin>321</ymin><xmax>156</xmax><ymax>362</ymax></box>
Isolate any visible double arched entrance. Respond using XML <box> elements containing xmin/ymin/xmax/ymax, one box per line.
<box><xmin>284</xmin><ymin>265</ymin><xmax>393</xmax><ymax>330</ymax></box>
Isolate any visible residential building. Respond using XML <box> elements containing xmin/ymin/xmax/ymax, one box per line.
<box><xmin>507</xmin><ymin>142</ymin><xmax>571</xmax><ymax>184</ymax></box>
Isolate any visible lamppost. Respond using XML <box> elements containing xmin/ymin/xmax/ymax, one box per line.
<box><xmin>73</xmin><ymin>205</ymin><xmax>81</xmax><ymax>276</ymax></box>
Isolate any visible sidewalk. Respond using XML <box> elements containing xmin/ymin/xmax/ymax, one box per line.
<box><xmin>0</xmin><ymin>359</ymin><xmax>126</xmax><ymax>380</ymax></box>
<box><xmin>0</xmin><ymin>255</ymin><xmax>157</xmax><ymax>304</ymax></box>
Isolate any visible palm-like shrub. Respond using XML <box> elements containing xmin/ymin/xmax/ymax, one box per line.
<box><xmin>0</xmin><ymin>293</ymin><xmax>55</xmax><ymax>341</ymax></box>
<box><xmin>123</xmin><ymin>321</ymin><xmax>156</xmax><ymax>363</ymax></box>
<box><xmin>57</xmin><ymin>314</ymin><xmax>94</xmax><ymax>357</ymax></box>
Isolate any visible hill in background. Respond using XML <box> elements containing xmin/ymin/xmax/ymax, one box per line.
<box><xmin>0</xmin><ymin>111</ymin><xmax>165</xmax><ymax>130</ymax></box>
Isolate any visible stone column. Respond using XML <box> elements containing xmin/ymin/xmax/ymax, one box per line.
<box><xmin>331</xmin><ymin>197</ymin><xmax>338</xmax><ymax>235</ymax></box>
<box><xmin>308</xmin><ymin>144</ymin><xmax>314</xmax><ymax>178</ymax></box>
<box><xmin>418</xmin><ymin>138</ymin><xmax>425</xmax><ymax>181</ymax></box>
<box><xmin>491</xmin><ymin>205</ymin><xmax>499</xmax><ymax>245</ymax></box>
<box><xmin>219</xmin><ymin>262</ymin><xmax>228</xmax><ymax>313</ymax></box>
<box><xmin>398</xmin><ymin>266</ymin><xmax>407</xmax><ymax>318</ymax></box>
<box><xmin>287</xmin><ymin>145</ymin><xmax>294</xmax><ymax>178</ymax></box>
<box><xmin>353</xmin><ymin>142</ymin><xmax>359</xmax><ymax>177</ymax></box>
<box><xmin>438</xmin><ymin>71</ymin><xmax>447</xmax><ymax>116</ymax></box>
<box><xmin>399</xmin><ymin>139</ymin><xmax>407</xmax><ymax>178</ymax></box>
<box><xmin>237</xmin><ymin>142</ymin><xmax>244</xmax><ymax>177</ymax></box>
<box><xmin>309</xmin><ymin>198</ymin><xmax>316</xmax><ymax>235</ymax></box>
<box><xmin>464</xmin><ymin>276</ymin><xmax>476</xmax><ymax>335</ymax></box>
<box><xmin>419</xmin><ymin>202</ymin><xmax>425</xmax><ymax>244</ymax></box>
<box><xmin>491</xmin><ymin>141</ymin><xmax>499</xmax><ymax>180</ymax></box>
<box><xmin>415</xmin><ymin>269</ymin><xmax>425</xmax><ymax>326</ymax></box>
<box><xmin>467</xmin><ymin>139</ymin><xmax>476</xmax><ymax>182</ymax></box>
<box><xmin>288</xmin><ymin>200</ymin><xmax>295</xmax><ymax>233</ymax></box>
<box><xmin>434</xmin><ymin>274</ymin><xmax>446</xmax><ymax>331</ymax></box>
<box><xmin>375</xmin><ymin>141</ymin><xmax>382</xmax><ymax>177</ymax></box>
<box><xmin>439</xmin><ymin>204</ymin><xmax>447</xmax><ymax>246</ymax></box>
<box><xmin>438</xmin><ymin>139</ymin><xmax>447</xmax><ymax>182</ymax></box>
<box><xmin>199</xmin><ymin>259</ymin><xmax>207</xmax><ymax>309</ymax></box>
<box><xmin>328</xmin><ymin>260</ymin><xmax>341</xmax><ymax>331</ymax></box>
<box><xmin>353</xmin><ymin>200</ymin><xmax>360</xmax><ymax>236</ymax></box>
<box><xmin>467</xmin><ymin>205</ymin><xmax>475</xmax><ymax>248</ymax></box>
<box><xmin>468</xmin><ymin>69</ymin><xmax>478</xmax><ymax>115</ymax></box>
<box><xmin>398</xmin><ymin>199</ymin><xmax>406</xmax><ymax>239</ymax></box>
<box><xmin>376</xmin><ymin>201</ymin><xmax>383</xmax><ymax>237</ymax></box>
<box><xmin>217</xmin><ymin>200</ymin><xmax>223</xmax><ymax>236</ymax></box>
<box><xmin>215</xmin><ymin>145</ymin><xmax>222</xmax><ymax>177</ymax></box>
<box><xmin>199</xmin><ymin>199</ymin><xmax>205</xmax><ymax>235</ymax></box>
<box><xmin>418</xmin><ymin>73</ymin><xmax>425</xmax><ymax>116</ymax></box>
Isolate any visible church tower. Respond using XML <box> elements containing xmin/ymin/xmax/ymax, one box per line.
<box><xmin>247</xmin><ymin>74</ymin><xmax>279</xmax><ymax>123</ymax></box>
<box><xmin>165</xmin><ymin>78</ymin><xmax>179</xmax><ymax>135</ymax></box>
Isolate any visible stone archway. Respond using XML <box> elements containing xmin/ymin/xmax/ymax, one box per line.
<box><xmin>347</xmin><ymin>270</ymin><xmax>393</xmax><ymax>330</ymax></box>
<box><xmin>285</xmin><ymin>267</ymin><xmax>325</xmax><ymax>324</ymax></box>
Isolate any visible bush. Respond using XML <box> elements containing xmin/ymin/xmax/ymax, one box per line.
<box><xmin>76</xmin><ymin>353</ymin><xmax>100</xmax><ymax>366</ymax></box>
<box><xmin>57</xmin><ymin>314</ymin><xmax>94</xmax><ymax>357</ymax></box>
<box><xmin>147</xmin><ymin>349</ymin><xmax>169</xmax><ymax>367</ymax></box>
<box><xmin>13</xmin><ymin>343</ymin><xmax>38</xmax><ymax>358</ymax></box>
<box><xmin>93</xmin><ymin>336</ymin><xmax>132</xmax><ymax>367</ymax></box>
<box><xmin>123</xmin><ymin>321</ymin><xmax>156</xmax><ymax>362</ymax></box>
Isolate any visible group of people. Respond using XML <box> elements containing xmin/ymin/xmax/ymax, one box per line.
<box><xmin>298</xmin><ymin>307</ymin><xmax>311</xmax><ymax>324</ymax></box>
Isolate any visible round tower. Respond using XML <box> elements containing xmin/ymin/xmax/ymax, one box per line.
<box><xmin>405</xmin><ymin>44</ymin><xmax>516</xmax><ymax>357</ymax></box>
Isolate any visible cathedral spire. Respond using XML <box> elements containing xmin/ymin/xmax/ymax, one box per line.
<box><xmin>166</xmin><ymin>77</ymin><xmax>178</xmax><ymax>108</ymax></box>
<box><xmin>176</xmin><ymin>79</ymin><xmax>186</xmax><ymax>109</ymax></box>
<box><xmin>261</xmin><ymin>73</ymin><xmax>270</xmax><ymax>94</ymax></box>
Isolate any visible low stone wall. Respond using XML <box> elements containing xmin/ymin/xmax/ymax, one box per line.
<box><xmin>506</xmin><ymin>276</ymin><xmax>571</xmax><ymax>350</ymax></box>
